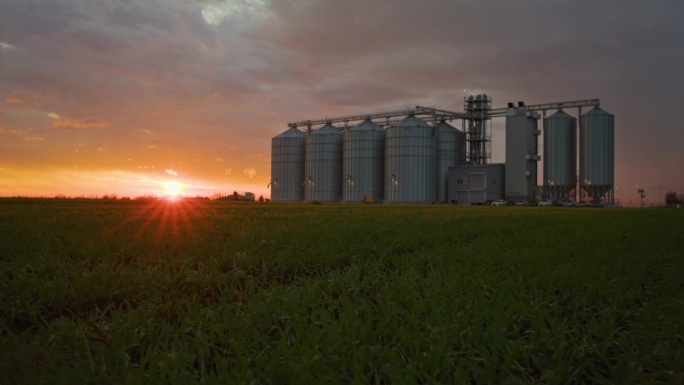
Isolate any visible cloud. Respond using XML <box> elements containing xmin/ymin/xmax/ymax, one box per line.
<box><xmin>7</xmin><ymin>127</ymin><xmax>35</xmax><ymax>137</ymax></box>
<box><xmin>242</xmin><ymin>167</ymin><xmax>256</xmax><ymax>178</ymax></box>
<box><xmin>4</xmin><ymin>95</ymin><xmax>25</xmax><ymax>104</ymax></box>
<box><xmin>0</xmin><ymin>41</ymin><xmax>15</xmax><ymax>51</ymax></box>
<box><xmin>201</xmin><ymin>0</ymin><xmax>271</xmax><ymax>26</ymax></box>
<box><xmin>165</xmin><ymin>168</ymin><xmax>178</xmax><ymax>175</ymax></box>
<box><xmin>24</xmin><ymin>136</ymin><xmax>44</xmax><ymax>142</ymax></box>
<box><xmin>4</xmin><ymin>90</ymin><xmax>53</xmax><ymax>107</ymax></box>
<box><xmin>49</xmin><ymin>114</ymin><xmax>109</xmax><ymax>129</ymax></box>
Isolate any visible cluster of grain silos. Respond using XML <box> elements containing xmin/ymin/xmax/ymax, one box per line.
<box><xmin>271</xmin><ymin>95</ymin><xmax>614</xmax><ymax>205</ymax></box>
<box><xmin>271</xmin><ymin>115</ymin><xmax>466</xmax><ymax>203</ymax></box>
<box><xmin>542</xmin><ymin>106</ymin><xmax>614</xmax><ymax>202</ymax></box>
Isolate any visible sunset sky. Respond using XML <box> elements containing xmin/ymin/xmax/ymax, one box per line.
<box><xmin>1</xmin><ymin>0</ymin><xmax>683</xmax><ymax>204</ymax></box>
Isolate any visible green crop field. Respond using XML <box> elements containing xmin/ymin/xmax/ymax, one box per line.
<box><xmin>0</xmin><ymin>199</ymin><xmax>682</xmax><ymax>384</ymax></box>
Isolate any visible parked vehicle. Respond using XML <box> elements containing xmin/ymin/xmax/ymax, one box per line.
<box><xmin>562</xmin><ymin>201</ymin><xmax>576</xmax><ymax>207</ymax></box>
<box><xmin>514</xmin><ymin>201</ymin><xmax>531</xmax><ymax>206</ymax></box>
<box><xmin>491</xmin><ymin>200</ymin><xmax>507</xmax><ymax>206</ymax></box>
<box><xmin>538</xmin><ymin>200</ymin><xmax>553</xmax><ymax>207</ymax></box>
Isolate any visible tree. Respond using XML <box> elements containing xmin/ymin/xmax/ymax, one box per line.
<box><xmin>258</xmin><ymin>195</ymin><xmax>265</xmax><ymax>202</ymax></box>
<box><xmin>665</xmin><ymin>191</ymin><xmax>681</xmax><ymax>205</ymax></box>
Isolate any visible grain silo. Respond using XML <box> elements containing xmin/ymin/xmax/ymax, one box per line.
<box><xmin>304</xmin><ymin>123</ymin><xmax>343</xmax><ymax>202</ymax></box>
<box><xmin>504</xmin><ymin>106</ymin><xmax>540</xmax><ymax>203</ymax></box>
<box><xmin>580</xmin><ymin>107</ymin><xmax>614</xmax><ymax>202</ymax></box>
<box><xmin>543</xmin><ymin>110</ymin><xmax>577</xmax><ymax>201</ymax></box>
<box><xmin>384</xmin><ymin>115</ymin><xmax>436</xmax><ymax>203</ymax></box>
<box><xmin>342</xmin><ymin>119</ymin><xmax>385</xmax><ymax>202</ymax></box>
<box><xmin>435</xmin><ymin>120</ymin><xmax>466</xmax><ymax>203</ymax></box>
<box><xmin>270</xmin><ymin>127</ymin><xmax>305</xmax><ymax>201</ymax></box>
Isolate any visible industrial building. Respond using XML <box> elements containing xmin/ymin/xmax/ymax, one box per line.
<box><xmin>448</xmin><ymin>164</ymin><xmax>505</xmax><ymax>205</ymax></box>
<box><xmin>270</xmin><ymin>95</ymin><xmax>615</xmax><ymax>205</ymax></box>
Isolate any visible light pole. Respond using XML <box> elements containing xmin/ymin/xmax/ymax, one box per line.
<box><xmin>636</xmin><ymin>186</ymin><xmax>645</xmax><ymax>208</ymax></box>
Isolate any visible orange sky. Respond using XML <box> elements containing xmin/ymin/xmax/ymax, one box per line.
<box><xmin>1</xmin><ymin>1</ymin><xmax>683</xmax><ymax>203</ymax></box>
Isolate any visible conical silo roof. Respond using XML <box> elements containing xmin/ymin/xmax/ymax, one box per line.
<box><xmin>547</xmin><ymin>109</ymin><xmax>573</xmax><ymax>119</ymax></box>
<box><xmin>583</xmin><ymin>107</ymin><xmax>613</xmax><ymax>117</ymax></box>
<box><xmin>434</xmin><ymin>120</ymin><xmax>457</xmax><ymax>132</ymax></box>
<box><xmin>350</xmin><ymin>119</ymin><xmax>383</xmax><ymax>132</ymax></box>
<box><xmin>275</xmin><ymin>126</ymin><xmax>305</xmax><ymax>138</ymax></box>
<box><xmin>392</xmin><ymin>115</ymin><xmax>431</xmax><ymax>128</ymax></box>
<box><xmin>312</xmin><ymin>123</ymin><xmax>342</xmax><ymax>135</ymax></box>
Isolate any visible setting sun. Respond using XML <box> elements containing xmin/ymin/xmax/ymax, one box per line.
<box><xmin>162</xmin><ymin>181</ymin><xmax>183</xmax><ymax>199</ymax></box>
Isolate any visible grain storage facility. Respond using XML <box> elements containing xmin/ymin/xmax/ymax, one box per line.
<box><xmin>270</xmin><ymin>95</ymin><xmax>614</xmax><ymax>206</ymax></box>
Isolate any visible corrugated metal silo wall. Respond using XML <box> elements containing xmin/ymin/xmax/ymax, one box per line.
<box><xmin>543</xmin><ymin>111</ymin><xmax>576</xmax><ymax>199</ymax></box>
<box><xmin>271</xmin><ymin>132</ymin><xmax>305</xmax><ymax>201</ymax></box>
<box><xmin>384</xmin><ymin>121</ymin><xmax>437</xmax><ymax>203</ymax></box>
<box><xmin>580</xmin><ymin>108</ymin><xmax>614</xmax><ymax>200</ymax></box>
<box><xmin>435</xmin><ymin>121</ymin><xmax>460</xmax><ymax>203</ymax></box>
<box><xmin>342</xmin><ymin>129</ymin><xmax>385</xmax><ymax>202</ymax></box>
<box><xmin>304</xmin><ymin>125</ymin><xmax>343</xmax><ymax>202</ymax></box>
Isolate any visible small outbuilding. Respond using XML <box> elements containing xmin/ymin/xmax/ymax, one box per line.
<box><xmin>448</xmin><ymin>164</ymin><xmax>505</xmax><ymax>205</ymax></box>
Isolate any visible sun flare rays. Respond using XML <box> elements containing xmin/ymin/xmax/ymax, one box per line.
<box><xmin>102</xmin><ymin>198</ymin><xmax>215</xmax><ymax>260</ymax></box>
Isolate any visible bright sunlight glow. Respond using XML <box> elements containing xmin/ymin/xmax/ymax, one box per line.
<box><xmin>162</xmin><ymin>181</ymin><xmax>183</xmax><ymax>199</ymax></box>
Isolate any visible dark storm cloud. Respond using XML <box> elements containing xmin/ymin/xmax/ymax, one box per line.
<box><xmin>260</xmin><ymin>0</ymin><xmax>684</xmax><ymax>97</ymax></box>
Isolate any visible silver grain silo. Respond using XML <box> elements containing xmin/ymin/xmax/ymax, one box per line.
<box><xmin>270</xmin><ymin>127</ymin><xmax>305</xmax><ymax>201</ymax></box>
<box><xmin>304</xmin><ymin>123</ymin><xmax>343</xmax><ymax>202</ymax></box>
<box><xmin>435</xmin><ymin>120</ymin><xmax>466</xmax><ymax>203</ymax></box>
<box><xmin>580</xmin><ymin>107</ymin><xmax>614</xmax><ymax>202</ymax></box>
<box><xmin>543</xmin><ymin>110</ymin><xmax>577</xmax><ymax>201</ymax></box>
<box><xmin>342</xmin><ymin>119</ymin><xmax>385</xmax><ymax>202</ymax></box>
<box><xmin>384</xmin><ymin>115</ymin><xmax>436</xmax><ymax>203</ymax></box>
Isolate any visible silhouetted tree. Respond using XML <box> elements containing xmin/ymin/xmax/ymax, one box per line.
<box><xmin>258</xmin><ymin>195</ymin><xmax>264</xmax><ymax>202</ymax></box>
<box><xmin>665</xmin><ymin>191</ymin><xmax>681</xmax><ymax>205</ymax></box>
